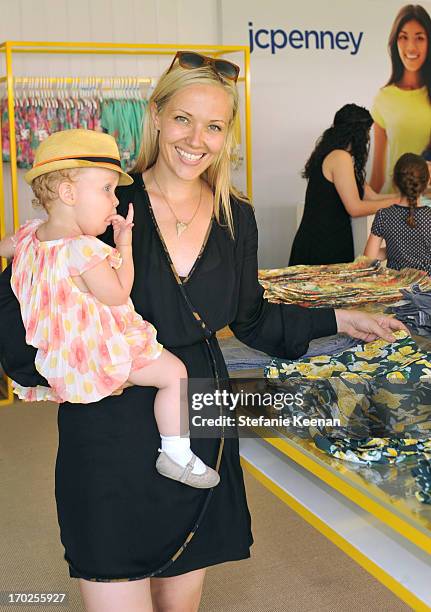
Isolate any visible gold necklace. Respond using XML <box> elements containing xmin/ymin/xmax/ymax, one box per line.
<box><xmin>152</xmin><ymin>171</ymin><xmax>203</xmax><ymax>237</ymax></box>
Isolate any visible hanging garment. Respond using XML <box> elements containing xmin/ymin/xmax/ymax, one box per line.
<box><xmin>1</xmin><ymin>97</ymin><xmax>102</xmax><ymax>168</ymax></box>
<box><xmin>1</xmin><ymin>99</ymin><xmax>10</xmax><ymax>161</ymax></box>
<box><xmin>231</xmin><ymin>113</ymin><xmax>243</xmax><ymax>169</ymax></box>
<box><xmin>101</xmin><ymin>98</ymin><xmax>147</xmax><ymax>170</ymax></box>
<box><xmin>1</xmin><ymin>88</ymin><xmax>145</xmax><ymax>169</ymax></box>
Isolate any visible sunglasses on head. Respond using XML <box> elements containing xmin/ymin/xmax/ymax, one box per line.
<box><xmin>167</xmin><ymin>51</ymin><xmax>240</xmax><ymax>82</ymax></box>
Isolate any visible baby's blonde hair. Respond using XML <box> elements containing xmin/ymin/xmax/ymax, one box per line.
<box><xmin>31</xmin><ymin>168</ymin><xmax>79</xmax><ymax>210</ymax></box>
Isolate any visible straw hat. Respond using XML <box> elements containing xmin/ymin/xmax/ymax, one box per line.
<box><xmin>24</xmin><ymin>129</ymin><xmax>133</xmax><ymax>186</ymax></box>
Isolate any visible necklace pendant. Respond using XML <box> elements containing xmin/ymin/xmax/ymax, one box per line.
<box><xmin>176</xmin><ymin>221</ymin><xmax>188</xmax><ymax>237</ymax></box>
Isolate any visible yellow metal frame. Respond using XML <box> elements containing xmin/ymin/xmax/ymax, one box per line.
<box><xmin>241</xmin><ymin>457</ymin><xmax>431</xmax><ymax>611</ymax></box>
<box><xmin>0</xmin><ymin>40</ymin><xmax>252</xmax><ymax>406</ymax></box>
<box><xmin>256</xmin><ymin>431</ymin><xmax>431</xmax><ymax>555</ymax></box>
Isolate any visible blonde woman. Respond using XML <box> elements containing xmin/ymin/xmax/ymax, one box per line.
<box><xmin>0</xmin><ymin>52</ymin><xmax>405</xmax><ymax>612</ymax></box>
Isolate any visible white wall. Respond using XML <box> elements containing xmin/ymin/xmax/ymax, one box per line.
<box><xmin>3</xmin><ymin>0</ymin><xmax>427</xmax><ymax>268</ymax></box>
<box><xmin>0</xmin><ymin>0</ymin><xmax>220</xmax><ymax>70</ymax></box>
<box><xmin>0</xmin><ymin>0</ymin><xmax>222</xmax><ymax>230</ymax></box>
<box><xmin>220</xmin><ymin>0</ymin><xmax>431</xmax><ymax>267</ymax></box>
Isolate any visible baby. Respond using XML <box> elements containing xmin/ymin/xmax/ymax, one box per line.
<box><xmin>0</xmin><ymin>129</ymin><xmax>219</xmax><ymax>489</ymax></box>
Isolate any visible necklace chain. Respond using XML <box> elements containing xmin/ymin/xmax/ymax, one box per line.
<box><xmin>152</xmin><ymin>170</ymin><xmax>203</xmax><ymax>237</ymax></box>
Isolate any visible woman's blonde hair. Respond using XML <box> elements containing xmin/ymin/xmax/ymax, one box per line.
<box><xmin>132</xmin><ymin>61</ymin><xmax>249</xmax><ymax>237</ymax></box>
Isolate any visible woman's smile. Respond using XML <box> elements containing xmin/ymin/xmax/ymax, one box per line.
<box><xmin>175</xmin><ymin>146</ymin><xmax>207</xmax><ymax>164</ymax></box>
<box><xmin>397</xmin><ymin>19</ymin><xmax>428</xmax><ymax>72</ymax></box>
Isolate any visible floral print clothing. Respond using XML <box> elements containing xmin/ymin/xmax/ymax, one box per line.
<box><xmin>265</xmin><ymin>330</ymin><xmax>431</xmax><ymax>384</ymax></box>
<box><xmin>10</xmin><ymin>219</ymin><xmax>162</xmax><ymax>403</ymax></box>
<box><xmin>311</xmin><ymin>435</ymin><xmax>431</xmax><ymax>466</ymax></box>
<box><xmin>264</xmin><ymin>330</ymin><xmax>431</xmax><ymax>458</ymax></box>
<box><xmin>1</xmin><ymin>97</ymin><xmax>143</xmax><ymax>170</ymax></box>
<box><xmin>259</xmin><ymin>256</ymin><xmax>431</xmax><ymax>308</ymax></box>
<box><xmin>412</xmin><ymin>458</ymin><xmax>431</xmax><ymax>504</ymax></box>
<box><xmin>101</xmin><ymin>98</ymin><xmax>147</xmax><ymax>170</ymax></box>
<box><xmin>264</xmin><ymin>330</ymin><xmax>431</xmax><ymax>502</ymax></box>
<box><xmin>1</xmin><ymin>99</ymin><xmax>102</xmax><ymax>169</ymax></box>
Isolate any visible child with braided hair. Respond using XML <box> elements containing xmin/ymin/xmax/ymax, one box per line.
<box><xmin>364</xmin><ymin>153</ymin><xmax>431</xmax><ymax>273</ymax></box>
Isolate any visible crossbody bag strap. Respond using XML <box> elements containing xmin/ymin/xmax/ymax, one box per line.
<box><xmin>146</xmin><ymin>199</ymin><xmax>225</xmax><ymax>445</ymax></box>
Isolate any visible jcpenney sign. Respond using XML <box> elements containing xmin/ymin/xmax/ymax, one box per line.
<box><xmin>248</xmin><ymin>22</ymin><xmax>364</xmax><ymax>55</ymax></box>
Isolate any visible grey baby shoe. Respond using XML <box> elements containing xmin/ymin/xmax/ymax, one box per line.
<box><xmin>156</xmin><ymin>452</ymin><xmax>220</xmax><ymax>488</ymax></box>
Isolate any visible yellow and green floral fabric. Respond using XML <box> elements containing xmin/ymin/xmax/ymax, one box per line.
<box><xmin>264</xmin><ymin>330</ymin><xmax>431</xmax><ymax>502</ymax></box>
<box><xmin>412</xmin><ymin>458</ymin><xmax>431</xmax><ymax>503</ymax></box>
<box><xmin>265</xmin><ymin>330</ymin><xmax>431</xmax><ymax>384</ymax></box>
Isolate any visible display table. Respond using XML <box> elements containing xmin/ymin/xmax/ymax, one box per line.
<box><xmin>220</xmin><ymin>259</ymin><xmax>431</xmax><ymax>606</ymax></box>
<box><xmin>231</xmin><ymin>359</ymin><xmax>431</xmax><ymax>610</ymax></box>
<box><xmin>239</xmin><ymin>434</ymin><xmax>431</xmax><ymax>609</ymax></box>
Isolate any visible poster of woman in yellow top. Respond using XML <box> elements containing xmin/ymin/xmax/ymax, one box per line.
<box><xmin>370</xmin><ymin>4</ymin><xmax>431</xmax><ymax>193</ymax></box>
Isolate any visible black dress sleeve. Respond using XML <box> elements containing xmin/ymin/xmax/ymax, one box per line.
<box><xmin>229</xmin><ymin>202</ymin><xmax>337</xmax><ymax>359</ymax></box>
<box><xmin>0</xmin><ymin>264</ymin><xmax>48</xmax><ymax>386</ymax></box>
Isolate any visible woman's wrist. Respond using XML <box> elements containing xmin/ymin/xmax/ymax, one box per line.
<box><xmin>334</xmin><ymin>309</ymin><xmax>346</xmax><ymax>333</ymax></box>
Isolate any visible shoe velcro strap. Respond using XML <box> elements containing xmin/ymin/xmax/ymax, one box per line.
<box><xmin>180</xmin><ymin>455</ymin><xmax>196</xmax><ymax>483</ymax></box>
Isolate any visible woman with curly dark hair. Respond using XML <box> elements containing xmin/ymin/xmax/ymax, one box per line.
<box><xmin>289</xmin><ymin>104</ymin><xmax>396</xmax><ymax>266</ymax></box>
<box><xmin>370</xmin><ymin>4</ymin><xmax>431</xmax><ymax>193</ymax></box>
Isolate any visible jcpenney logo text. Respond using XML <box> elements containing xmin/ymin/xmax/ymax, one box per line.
<box><xmin>249</xmin><ymin>22</ymin><xmax>364</xmax><ymax>55</ymax></box>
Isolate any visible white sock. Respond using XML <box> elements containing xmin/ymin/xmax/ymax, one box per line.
<box><xmin>160</xmin><ymin>434</ymin><xmax>206</xmax><ymax>475</ymax></box>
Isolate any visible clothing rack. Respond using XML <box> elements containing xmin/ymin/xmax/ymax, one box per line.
<box><xmin>0</xmin><ymin>41</ymin><xmax>252</xmax><ymax>405</ymax></box>
<box><xmin>1</xmin><ymin>76</ymin><xmax>154</xmax><ymax>172</ymax></box>
<box><xmin>4</xmin><ymin>76</ymin><xmax>154</xmax><ymax>99</ymax></box>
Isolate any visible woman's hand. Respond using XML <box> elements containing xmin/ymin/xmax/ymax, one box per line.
<box><xmin>0</xmin><ymin>234</ymin><xmax>17</xmax><ymax>259</ymax></box>
<box><xmin>364</xmin><ymin>183</ymin><xmax>398</xmax><ymax>202</ymax></box>
<box><xmin>335</xmin><ymin>309</ymin><xmax>408</xmax><ymax>343</ymax></box>
<box><xmin>107</xmin><ymin>203</ymin><xmax>134</xmax><ymax>247</ymax></box>
<box><xmin>328</xmin><ymin>150</ymin><xmax>397</xmax><ymax>217</ymax></box>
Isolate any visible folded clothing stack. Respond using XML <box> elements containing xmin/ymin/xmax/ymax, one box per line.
<box><xmin>258</xmin><ymin>256</ymin><xmax>431</xmax><ymax>308</ymax></box>
<box><xmin>387</xmin><ymin>283</ymin><xmax>431</xmax><ymax>336</ymax></box>
<box><xmin>220</xmin><ymin>333</ymin><xmax>358</xmax><ymax>372</ymax></box>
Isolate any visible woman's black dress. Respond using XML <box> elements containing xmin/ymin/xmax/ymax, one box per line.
<box><xmin>0</xmin><ymin>174</ymin><xmax>336</xmax><ymax>580</ymax></box>
<box><xmin>289</xmin><ymin>158</ymin><xmax>360</xmax><ymax>265</ymax></box>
